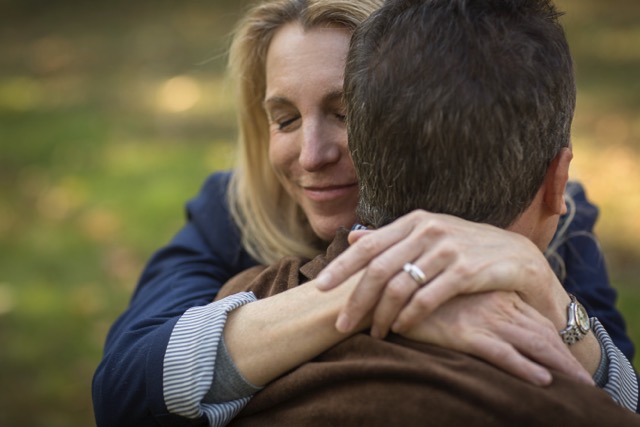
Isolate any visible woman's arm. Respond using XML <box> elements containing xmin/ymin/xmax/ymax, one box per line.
<box><xmin>223</xmin><ymin>272</ymin><xmax>364</xmax><ymax>386</ymax></box>
<box><xmin>216</xmin><ymin>229</ymin><xmax>589</xmax><ymax>390</ymax></box>
<box><xmin>217</xmin><ymin>256</ymin><xmax>636</xmax><ymax>413</ymax></box>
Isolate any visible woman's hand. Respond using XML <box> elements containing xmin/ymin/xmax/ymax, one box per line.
<box><xmin>401</xmin><ymin>291</ymin><xmax>594</xmax><ymax>386</ymax></box>
<box><xmin>315</xmin><ymin>210</ymin><xmax>566</xmax><ymax>337</ymax></box>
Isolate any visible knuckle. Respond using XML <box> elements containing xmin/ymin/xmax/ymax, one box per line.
<box><xmin>372</xmin><ymin>309</ymin><xmax>393</xmax><ymax>330</ymax></box>
<box><xmin>451</xmin><ymin>262</ymin><xmax>475</xmax><ymax>281</ymax></box>
<box><xmin>415</xmin><ymin>221</ymin><xmax>443</xmax><ymax>241</ymax></box>
<box><xmin>328</xmin><ymin>258</ymin><xmax>347</xmax><ymax>273</ymax></box>
<box><xmin>346</xmin><ymin>292</ymin><xmax>367</xmax><ymax>311</ymax></box>
<box><xmin>385</xmin><ymin>278</ymin><xmax>410</xmax><ymax>301</ymax></box>
<box><xmin>408</xmin><ymin>210</ymin><xmax>427</xmax><ymax>221</ymax></box>
<box><xmin>485</xmin><ymin>291</ymin><xmax>513</xmax><ymax>310</ymax></box>
<box><xmin>366</xmin><ymin>259</ymin><xmax>393</xmax><ymax>280</ymax></box>
<box><xmin>430</xmin><ymin>241</ymin><xmax>460</xmax><ymax>266</ymax></box>
<box><xmin>527</xmin><ymin>338</ymin><xmax>549</xmax><ymax>356</ymax></box>
<box><xmin>485</xmin><ymin>343</ymin><xmax>512</xmax><ymax>362</ymax></box>
<box><xmin>450</xmin><ymin>260</ymin><xmax>482</xmax><ymax>283</ymax></box>
<box><xmin>412</xmin><ymin>293</ymin><xmax>436</xmax><ymax>314</ymax></box>
<box><xmin>356</xmin><ymin>235</ymin><xmax>381</xmax><ymax>255</ymax></box>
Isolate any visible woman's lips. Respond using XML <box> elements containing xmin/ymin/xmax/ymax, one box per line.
<box><xmin>302</xmin><ymin>183</ymin><xmax>358</xmax><ymax>203</ymax></box>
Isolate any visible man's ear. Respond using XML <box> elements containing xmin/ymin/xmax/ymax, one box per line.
<box><xmin>543</xmin><ymin>147</ymin><xmax>573</xmax><ymax>215</ymax></box>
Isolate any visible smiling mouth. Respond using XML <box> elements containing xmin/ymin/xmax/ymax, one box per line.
<box><xmin>302</xmin><ymin>183</ymin><xmax>358</xmax><ymax>202</ymax></box>
<box><xmin>304</xmin><ymin>183</ymin><xmax>357</xmax><ymax>191</ymax></box>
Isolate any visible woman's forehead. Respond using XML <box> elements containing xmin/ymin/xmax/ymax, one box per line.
<box><xmin>265</xmin><ymin>22</ymin><xmax>350</xmax><ymax>100</ymax></box>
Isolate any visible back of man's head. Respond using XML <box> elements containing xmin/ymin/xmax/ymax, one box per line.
<box><xmin>345</xmin><ymin>0</ymin><xmax>576</xmax><ymax>229</ymax></box>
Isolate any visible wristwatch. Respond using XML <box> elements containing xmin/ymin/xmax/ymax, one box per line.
<box><xmin>559</xmin><ymin>294</ymin><xmax>591</xmax><ymax>345</ymax></box>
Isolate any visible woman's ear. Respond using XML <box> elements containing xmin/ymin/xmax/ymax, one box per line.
<box><xmin>543</xmin><ymin>147</ymin><xmax>573</xmax><ymax>215</ymax></box>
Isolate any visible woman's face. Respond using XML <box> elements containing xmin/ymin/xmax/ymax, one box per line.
<box><xmin>265</xmin><ymin>23</ymin><xmax>358</xmax><ymax>241</ymax></box>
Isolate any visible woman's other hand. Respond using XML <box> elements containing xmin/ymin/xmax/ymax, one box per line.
<box><xmin>401</xmin><ymin>291</ymin><xmax>594</xmax><ymax>386</ymax></box>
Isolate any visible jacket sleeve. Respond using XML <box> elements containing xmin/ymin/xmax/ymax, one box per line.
<box><xmin>92</xmin><ymin>172</ymin><xmax>258</xmax><ymax>426</ymax></box>
<box><xmin>548</xmin><ymin>180</ymin><xmax>635</xmax><ymax>362</ymax></box>
<box><xmin>591</xmin><ymin>319</ymin><xmax>638</xmax><ymax>412</ymax></box>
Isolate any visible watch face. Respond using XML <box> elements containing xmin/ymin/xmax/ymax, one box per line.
<box><xmin>576</xmin><ymin>304</ymin><xmax>591</xmax><ymax>334</ymax></box>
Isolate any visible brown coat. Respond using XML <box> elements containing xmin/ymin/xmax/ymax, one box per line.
<box><xmin>217</xmin><ymin>229</ymin><xmax>640</xmax><ymax>426</ymax></box>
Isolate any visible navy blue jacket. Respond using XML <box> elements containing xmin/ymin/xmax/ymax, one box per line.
<box><xmin>92</xmin><ymin>172</ymin><xmax>635</xmax><ymax>426</ymax></box>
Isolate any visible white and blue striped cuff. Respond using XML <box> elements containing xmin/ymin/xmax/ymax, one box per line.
<box><xmin>592</xmin><ymin>318</ymin><xmax>638</xmax><ymax>412</ymax></box>
<box><xmin>164</xmin><ymin>292</ymin><xmax>257</xmax><ymax>426</ymax></box>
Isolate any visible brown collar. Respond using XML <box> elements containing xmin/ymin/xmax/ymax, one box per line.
<box><xmin>299</xmin><ymin>228</ymin><xmax>350</xmax><ymax>281</ymax></box>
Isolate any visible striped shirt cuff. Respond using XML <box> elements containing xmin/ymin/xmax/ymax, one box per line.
<box><xmin>592</xmin><ymin>318</ymin><xmax>638</xmax><ymax>412</ymax></box>
<box><xmin>164</xmin><ymin>292</ymin><xmax>257</xmax><ymax>426</ymax></box>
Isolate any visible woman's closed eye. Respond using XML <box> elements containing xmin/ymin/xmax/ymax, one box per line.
<box><xmin>277</xmin><ymin>115</ymin><xmax>300</xmax><ymax>130</ymax></box>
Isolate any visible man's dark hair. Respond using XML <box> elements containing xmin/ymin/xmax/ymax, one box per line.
<box><xmin>345</xmin><ymin>0</ymin><xmax>576</xmax><ymax>228</ymax></box>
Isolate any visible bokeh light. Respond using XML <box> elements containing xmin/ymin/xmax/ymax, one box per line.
<box><xmin>157</xmin><ymin>75</ymin><xmax>202</xmax><ymax>112</ymax></box>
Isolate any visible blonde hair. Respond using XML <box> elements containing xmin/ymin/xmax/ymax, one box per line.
<box><xmin>227</xmin><ymin>0</ymin><xmax>382</xmax><ymax>264</ymax></box>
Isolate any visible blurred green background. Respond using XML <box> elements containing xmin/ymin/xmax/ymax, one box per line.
<box><xmin>0</xmin><ymin>1</ymin><xmax>638</xmax><ymax>426</ymax></box>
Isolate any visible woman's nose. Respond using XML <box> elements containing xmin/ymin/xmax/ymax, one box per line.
<box><xmin>298</xmin><ymin>119</ymin><xmax>342</xmax><ymax>171</ymax></box>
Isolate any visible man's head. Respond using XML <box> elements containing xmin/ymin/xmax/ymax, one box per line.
<box><xmin>345</xmin><ymin>0</ymin><xmax>575</xmax><ymax>246</ymax></box>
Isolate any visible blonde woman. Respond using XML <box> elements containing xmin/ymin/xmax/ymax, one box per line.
<box><xmin>93</xmin><ymin>0</ymin><xmax>636</xmax><ymax>425</ymax></box>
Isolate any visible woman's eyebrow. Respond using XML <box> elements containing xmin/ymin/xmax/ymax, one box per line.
<box><xmin>263</xmin><ymin>96</ymin><xmax>292</xmax><ymax>109</ymax></box>
<box><xmin>264</xmin><ymin>89</ymin><xmax>344</xmax><ymax>109</ymax></box>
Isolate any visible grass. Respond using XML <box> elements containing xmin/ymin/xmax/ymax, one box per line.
<box><xmin>0</xmin><ymin>1</ymin><xmax>638</xmax><ymax>425</ymax></box>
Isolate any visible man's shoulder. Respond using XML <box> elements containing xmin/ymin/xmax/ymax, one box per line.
<box><xmin>216</xmin><ymin>256</ymin><xmax>309</xmax><ymax>300</ymax></box>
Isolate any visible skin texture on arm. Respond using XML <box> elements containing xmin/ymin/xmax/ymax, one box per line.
<box><xmin>223</xmin><ymin>272</ymin><xmax>365</xmax><ymax>386</ymax></box>
<box><xmin>220</xmin><ymin>262</ymin><xmax>591</xmax><ymax>388</ymax></box>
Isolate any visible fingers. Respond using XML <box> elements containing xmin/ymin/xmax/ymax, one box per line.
<box><xmin>448</xmin><ymin>301</ymin><xmax>592</xmax><ymax>386</ymax></box>
<box><xmin>347</xmin><ymin>229</ymin><xmax>371</xmax><ymax>245</ymax></box>
<box><xmin>510</xmin><ymin>301</ymin><xmax>594</xmax><ymax>384</ymax></box>
<box><xmin>463</xmin><ymin>297</ymin><xmax>593</xmax><ymax>386</ymax></box>
<box><xmin>369</xmin><ymin>252</ymin><xmax>456</xmax><ymax>337</ymax></box>
<box><xmin>369</xmin><ymin>271</ymin><xmax>421</xmax><ymax>338</ymax></box>
<box><xmin>316</xmin><ymin>212</ymin><xmax>425</xmax><ymax>291</ymax></box>
<box><xmin>391</xmin><ymin>255</ymin><xmax>536</xmax><ymax>333</ymax></box>
<box><xmin>465</xmin><ymin>335</ymin><xmax>553</xmax><ymax>386</ymax></box>
<box><xmin>332</xmin><ymin>247</ymin><xmax>432</xmax><ymax>333</ymax></box>
<box><xmin>391</xmin><ymin>268</ymin><xmax>467</xmax><ymax>333</ymax></box>
<box><xmin>337</xmin><ymin>246</ymin><xmax>448</xmax><ymax>334</ymax></box>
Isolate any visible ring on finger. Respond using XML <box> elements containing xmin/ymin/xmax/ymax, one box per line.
<box><xmin>403</xmin><ymin>262</ymin><xmax>428</xmax><ymax>286</ymax></box>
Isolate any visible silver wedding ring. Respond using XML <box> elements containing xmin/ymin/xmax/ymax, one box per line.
<box><xmin>403</xmin><ymin>262</ymin><xmax>427</xmax><ymax>286</ymax></box>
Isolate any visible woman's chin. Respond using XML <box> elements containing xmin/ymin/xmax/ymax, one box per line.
<box><xmin>309</xmin><ymin>215</ymin><xmax>356</xmax><ymax>242</ymax></box>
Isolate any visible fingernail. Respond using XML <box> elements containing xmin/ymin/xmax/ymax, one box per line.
<box><xmin>391</xmin><ymin>321</ymin><xmax>403</xmax><ymax>333</ymax></box>
<box><xmin>370</xmin><ymin>326</ymin><xmax>381</xmax><ymax>339</ymax></box>
<box><xmin>316</xmin><ymin>272</ymin><xmax>330</xmax><ymax>289</ymax></box>
<box><xmin>580</xmin><ymin>372</ymin><xmax>594</xmax><ymax>386</ymax></box>
<box><xmin>336</xmin><ymin>314</ymin><xmax>351</xmax><ymax>332</ymax></box>
<box><xmin>535</xmin><ymin>370</ymin><xmax>552</xmax><ymax>386</ymax></box>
